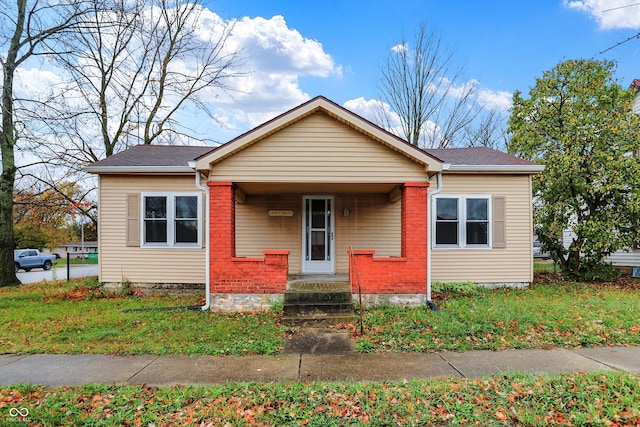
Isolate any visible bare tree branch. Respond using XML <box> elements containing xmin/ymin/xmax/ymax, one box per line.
<box><xmin>377</xmin><ymin>23</ymin><xmax>491</xmax><ymax>149</ymax></box>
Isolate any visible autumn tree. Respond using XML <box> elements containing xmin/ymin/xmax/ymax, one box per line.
<box><xmin>508</xmin><ymin>58</ymin><xmax>640</xmax><ymax>280</ymax></box>
<box><xmin>377</xmin><ymin>23</ymin><xmax>485</xmax><ymax>148</ymax></box>
<box><xmin>13</xmin><ymin>181</ymin><xmax>93</xmax><ymax>250</ymax></box>
<box><xmin>1</xmin><ymin>0</ymin><xmax>91</xmax><ymax>286</ymax></box>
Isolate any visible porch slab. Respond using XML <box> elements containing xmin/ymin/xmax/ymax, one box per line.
<box><xmin>287</xmin><ymin>274</ymin><xmax>350</xmax><ymax>286</ymax></box>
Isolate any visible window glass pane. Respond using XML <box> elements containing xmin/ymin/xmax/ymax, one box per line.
<box><xmin>467</xmin><ymin>198</ymin><xmax>488</xmax><ymax>220</ymax></box>
<box><xmin>437</xmin><ymin>198</ymin><xmax>458</xmax><ymax>220</ymax></box>
<box><xmin>310</xmin><ymin>230</ymin><xmax>326</xmax><ymax>260</ymax></box>
<box><xmin>467</xmin><ymin>222</ymin><xmax>488</xmax><ymax>245</ymax></box>
<box><xmin>176</xmin><ymin>196</ymin><xmax>197</xmax><ymax>219</ymax></box>
<box><xmin>176</xmin><ymin>220</ymin><xmax>198</xmax><ymax>243</ymax></box>
<box><xmin>145</xmin><ymin>220</ymin><xmax>167</xmax><ymax>243</ymax></box>
<box><xmin>145</xmin><ymin>197</ymin><xmax>166</xmax><ymax>219</ymax></box>
<box><xmin>311</xmin><ymin>199</ymin><xmax>326</xmax><ymax>228</ymax></box>
<box><xmin>436</xmin><ymin>222</ymin><xmax>458</xmax><ymax>245</ymax></box>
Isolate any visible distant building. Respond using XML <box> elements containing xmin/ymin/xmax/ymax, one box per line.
<box><xmin>52</xmin><ymin>242</ymin><xmax>98</xmax><ymax>259</ymax></box>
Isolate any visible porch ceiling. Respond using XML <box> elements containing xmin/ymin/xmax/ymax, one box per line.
<box><xmin>236</xmin><ymin>182</ymin><xmax>400</xmax><ymax>194</ymax></box>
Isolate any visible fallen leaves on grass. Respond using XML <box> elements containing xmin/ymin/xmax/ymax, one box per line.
<box><xmin>2</xmin><ymin>373</ymin><xmax>639</xmax><ymax>426</ymax></box>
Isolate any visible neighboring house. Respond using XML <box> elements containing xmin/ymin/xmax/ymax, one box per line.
<box><xmin>86</xmin><ymin>96</ymin><xmax>543</xmax><ymax>311</ymax></box>
<box><xmin>52</xmin><ymin>242</ymin><xmax>99</xmax><ymax>259</ymax></box>
<box><xmin>607</xmin><ymin>78</ymin><xmax>640</xmax><ymax>271</ymax></box>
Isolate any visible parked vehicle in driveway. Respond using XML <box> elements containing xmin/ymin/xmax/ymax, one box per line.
<box><xmin>14</xmin><ymin>249</ymin><xmax>57</xmax><ymax>272</ymax></box>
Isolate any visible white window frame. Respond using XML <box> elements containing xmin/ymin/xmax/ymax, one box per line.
<box><xmin>141</xmin><ymin>192</ymin><xmax>202</xmax><ymax>248</ymax></box>
<box><xmin>432</xmin><ymin>194</ymin><xmax>492</xmax><ymax>249</ymax></box>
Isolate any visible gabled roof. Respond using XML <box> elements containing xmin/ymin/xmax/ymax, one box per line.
<box><xmin>194</xmin><ymin>96</ymin><xmax>444</xmax><ymax>173</ymax></box>
<box><xmin>425</xmin><ymin>147</ymin><xmax>544</xmax><ymax>173</ymax></box>
<box><xmin>85</xmin><ymin>97</ymin><xmax>542</xmax><ymax>175</ymax></box>
<box><xmin>85</xmin><ymin>145</ymin><xmax>213</xmax><ymax>174</ymax></box>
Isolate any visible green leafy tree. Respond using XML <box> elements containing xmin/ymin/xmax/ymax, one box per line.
<box><xmin>508</xmin><ymin>59</ymin><xmax>640</xmax><ymax>280</ymax></box>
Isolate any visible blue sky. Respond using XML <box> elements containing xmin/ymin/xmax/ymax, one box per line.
<box><xmin>195</xmin><ymin>0</ymin><xmax>640</xmax><ymax>143</ymax></box>
<box><xmin>11</xmin><ymin>0</ymin><xmax>640</xmax><ymax>149</ymax></box>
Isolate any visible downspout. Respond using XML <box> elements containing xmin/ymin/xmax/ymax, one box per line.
<box><xmin>191</xmin><ymin>162</ymin><xmax>211</xmax><ymax>311</ymax></box>
<box><xmin>426</xmin><ymin>164</ymin><xmax>448</xmax><ymax>310</ymax></box>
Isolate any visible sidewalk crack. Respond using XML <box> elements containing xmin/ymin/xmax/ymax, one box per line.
<box><xmin>569</xmin><ymin>349</ymin><xmax>624</xmax><ymax>373</ymax></box>
<box><xmin>437</xmin><ymin>353</ymin><xmax>466</xmax><ymax>378</ymax></box>
<box><xmin>126</xmin><ymin>356</ymin><xmax>161</xmax><ymax>384</ymax></box>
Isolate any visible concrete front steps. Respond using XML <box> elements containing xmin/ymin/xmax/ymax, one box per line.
<box><xmin>282</xmin><ymin>281</ymin><xmax>354</xmax><ymax>326</ymax></box>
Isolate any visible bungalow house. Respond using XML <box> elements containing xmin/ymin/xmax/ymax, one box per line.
<box><xmin>85</xmin><ymin>96</ymin><xmax>543</xmax><ymax>311</ymax></box>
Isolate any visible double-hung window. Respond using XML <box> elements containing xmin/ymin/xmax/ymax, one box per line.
<box><xmin>142</xmin><ymin>192</ymin><xmax>201</xmax><ymax>247</ymax></box>
<box><xmin>434</xmin><ymin>195</ymin><xmax>491</xmax><ymax>248</ymax></box>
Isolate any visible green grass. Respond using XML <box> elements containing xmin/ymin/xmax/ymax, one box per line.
<box><xmin>0</xmin><ymin>279</ymin><xmax>285</xmax><ymax>356</ymax></box>
<box><xmin>1</xmin><ymin>278</ymin><xmax>639</xmax><ymax>356</ymax></box>
<box><xmin>534</xmin><ymin>259</ymin><xmax>558</xmax><ymax>273</ymax></box>
<box><xmin>55</xmin><ymin>256</ymin><xmax>98</xmax><ymax>267</ymax></box>
<box><xmin>356</xmin><ymin>281</ymin><xmax>640</xmax><ymax>352</ymax></box>
<box><xmin>2</xmin><ymin>372</ymin><xmax>638</xmax><ymax>425</ymax></box>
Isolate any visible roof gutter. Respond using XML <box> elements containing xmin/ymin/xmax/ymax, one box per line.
<box><xmin>426</xmin><ymin>164</ymin><xmax>449</xmax><ymax>310</ymax></box>
<box><xmin>445</xmin><ymin>164</ymin><xmax>545</xmax><ymax>173</ymax></box>
<box><xmin>190</xmin><ymin>162</ymin><xmax>211</xmax><ymax>312</ymax></box>
<box><xmin>83</xmin><ymin>165</ymin><xmax>196</xmax><ymax>174</ymax></box>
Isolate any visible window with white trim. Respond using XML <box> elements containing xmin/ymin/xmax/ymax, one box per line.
<box><xmin>141</xmin><ymin>192</ymin><xmax>201</xmax><ymax>247</ymax></box>
<box><xmin>434</xmin><ymin>195</ymin><xmax>491</xmax><ymax>248</ymax></box>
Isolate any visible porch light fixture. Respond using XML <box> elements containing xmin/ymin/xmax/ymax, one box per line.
<box><xmin>343</xmin><ymin>208</ymin><xmax>350</xmax><ymax>217</ymax></box>
<box><xmin>268</xmin><ymin>209</ymin><xmax>294</xmax><ymax>217</ymax></box>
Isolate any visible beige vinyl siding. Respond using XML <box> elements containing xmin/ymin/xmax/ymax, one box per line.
<box><xmin>98</xmin><ymin>175</ymin><xmax>206</xmax><ymax>284</ymax></box>
<box><xmin>235</xmin><ymin>195</ymin><xmax>302</xmax><ymax>273</ymax></box>
<box><xmin>210</xmin><ymin>112</ymin><xmax>427</xmax><ymax>183</ymax></box>
<box><xmin>236</xmin><ymin>193</ymin><xmax>401</xmax><ymax>274</ymax></box>
<box><xmin>430</xmin><ymin>174</ymin><xmax>534</xmax><ymax>284</ymax></box>
<box><xmin>335</xmin><ymin>194</ymin><xmax>401</xmax><ymax>273</ymax></box>
<box><xmin>608</xmin><ymin>249</ymin><xmax>640</xmax><ymax>267</ymax></box>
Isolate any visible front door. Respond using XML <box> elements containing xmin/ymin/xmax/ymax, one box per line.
<box><xmin>302</xmin><ymin>196</ymin><xmax>334</xmax><ymax>273</ymax></box>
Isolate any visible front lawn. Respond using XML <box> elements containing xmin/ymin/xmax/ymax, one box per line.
<box><xmin>356</xmin><ymin>281</ymin><xmax>640</xmax><ymax>352</ymax></box>
<box><xmin>2</xmin><ymin>372</ymin><xmax>638</xmax><ymax>426</ymax></box>
<box><xmin>0</xmin><ymin>277</ymin><xmax>638</xmax><ymax>356</ymax></box>
<box><xmin>0</xmin><ymin>279</ymin><xmax>284</xmax><ymax>356</ymax></box>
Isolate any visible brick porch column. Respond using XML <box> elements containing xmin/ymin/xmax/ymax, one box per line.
<box><xmin>208</xmin><ymin>181</ymin><xmax>235</xmax><ymax>275</ymax></box>
<box><xmin>401</xmin><ymin>182</ymin><xmax>429</xmax><ymax>283</ymax></box>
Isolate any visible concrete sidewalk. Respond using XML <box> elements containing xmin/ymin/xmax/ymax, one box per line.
<box><xmin>0</xmin><ymin>347</ymin><xmax>638</xmax><ymax>387</ymax></box>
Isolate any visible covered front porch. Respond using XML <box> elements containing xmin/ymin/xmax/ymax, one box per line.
<box><xmin>194</xmin><ymin>97</ymin><xmax>443</xmax><ymax>311</ymax></box>
<box><xmin>207</xmin><ymin>181</ymin><xmax>430</xmax><ymax>303</ymax></box>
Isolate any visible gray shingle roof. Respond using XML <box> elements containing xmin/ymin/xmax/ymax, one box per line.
<box><xmin>424</xmin><ymin>147</ymin><xmax>537</xmax><ymax>167</ymax></box>
<box><xmin>85</xmin><ymin>145</ymin><xmax>214</xmax><ymax>173</ymax></box>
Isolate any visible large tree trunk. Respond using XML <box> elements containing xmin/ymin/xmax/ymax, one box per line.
<box><xmin>0</xmin><ymin>0</ymin><xmax>26</xmax><ymax>287</ymax></box>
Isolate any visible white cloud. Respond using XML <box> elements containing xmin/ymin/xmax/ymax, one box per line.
<box><xmin>391</xmin><ymin>43</ymin><xmax>408</xmax><ymax>53</ymax></box>
<box><xmin>564</xmin><ymin>0</ymin><xmax>640</xmax><ymax>29</ymax></box>
<box><xmin>195</xmin><ymin>12</ymin><xmax>342</xmax><ymax>132</ymax></box>
<box><xmin>477</xmin><ymin>88</ymin><xmax>513</xmax><ymax>114</ymax></box>
<box><xmin>343</xmin><ymin>97</ymin><xmax>405</xmax><ymax>135</ymax></box>
<box><xmin>343</xmin><ymin>97</ymin><xmax>441</xmax><ymax>147</ymax></box>
<box><xmin>14</xmin><ymin>68</ymin><xmax>64</xmax><ymax>100</ymax></box>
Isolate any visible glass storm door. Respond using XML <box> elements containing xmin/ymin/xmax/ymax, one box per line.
<box><xmin>303</xmin><ymin>196</ymin><xmax>334</xmax><ymax>273</ymax></box>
